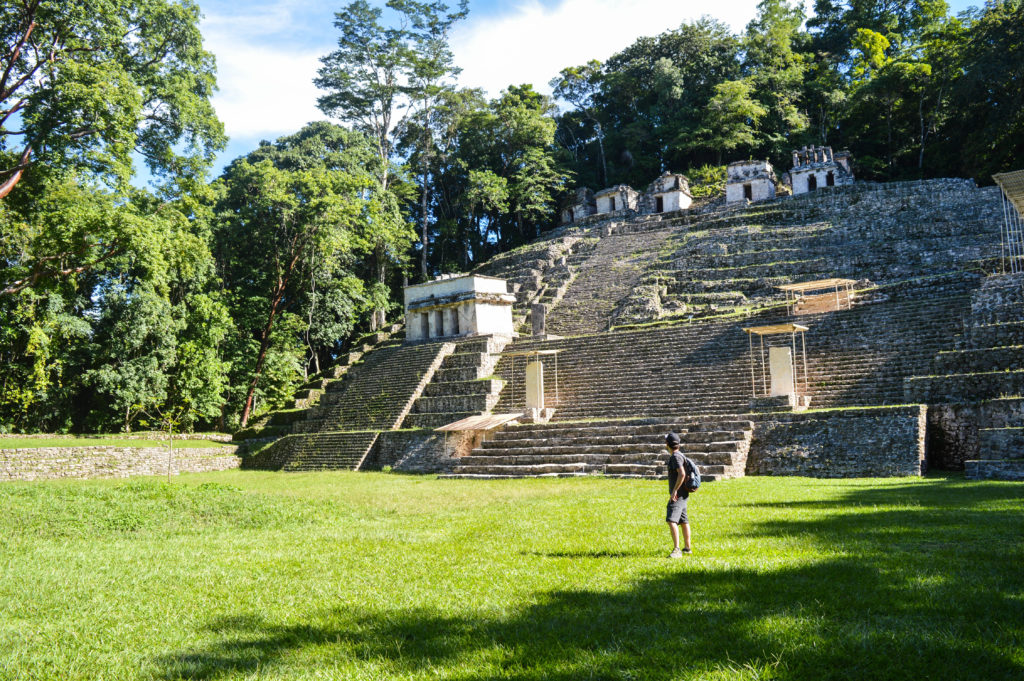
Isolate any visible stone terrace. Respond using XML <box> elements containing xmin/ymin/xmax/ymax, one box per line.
<box><xmin>493</xmin><ymin>281</ymin><xmax>975</xmax><ymax>422</ymax></box>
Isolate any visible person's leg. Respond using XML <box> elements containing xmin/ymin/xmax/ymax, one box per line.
<box><xmin>667</xmin><ymin>521</ymin><xmax>680</xmax><ymax>550</ymax></box>
<box><xmin>681</xmin><ymin>522</ymin><xmax>691</xmax><ymax>551</ymax></box>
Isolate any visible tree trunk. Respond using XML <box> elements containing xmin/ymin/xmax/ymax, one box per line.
<box><xmin>421</xmin><ymin>164</ymin><xmax>429</xmax><ymax>280</ymax></box>
<box><xmin>595</xmin><ymin>122</ymin><xmax>609</xmax><ymax>187</ymax></box>
<box><xmin>239</xmin><ymin>252</ymin><xmax>298</xmax><ymax>428</ymax></box>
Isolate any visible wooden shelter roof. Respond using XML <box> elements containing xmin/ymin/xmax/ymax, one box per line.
<box><xmin>501</xmin><ymin>348</ymin><xmax>562</xmax><ymax>358</ymax></box>
<box><xmin>435</xmin><ymin>413</ymin><xmax>523</xmax><ymax>432</ymax></box>
<box><xmin>777</xmin><ymin>278</ymin><xmax>857</xmax><ymax>293</ymax></box>
<box><xmin>742</xmin><ymin>323</ymin><xmax>809</xmax><ymax>336</ymax></box>
<box><xmin>994</xmin><ymin>170</ymin><xmax>1024</xmax><ymax>215</ymax></box>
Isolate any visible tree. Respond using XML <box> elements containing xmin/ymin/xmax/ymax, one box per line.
<box><xmin>214</xmin><ymin>124</ymin><xmax>393</xmax><ymax>428</ymax></box>
<box><xmin>743</xmin><ymin>0</ymin><xmax>809</xmax><ymax>162</ymax></box>
<box><xmin>550</xmin><ymin>60</ymin><xmax>609</xmax><ymax>186</ymax></box>
<box><xmin>0</xmin><ymin>0</ymin><xmax>224</xmax><ymax>200</ymax></box>
<box><xmin>692</xmin><ymin>79</ymin><xmax>767</xmax><ymax>164</ymax></box>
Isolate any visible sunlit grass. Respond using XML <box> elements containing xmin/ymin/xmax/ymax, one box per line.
<box><xmin>0</xmin><ymin>472</ymin><xmax>1022</xmax><ymax>680</ymax></box>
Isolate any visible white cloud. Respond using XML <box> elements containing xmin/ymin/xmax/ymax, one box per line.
<box><xmin>202</xmin><ymin>3</ymin><xmax>330</xmax><ymax>140</ymax></box>
<box><xmin>452</xmin><ymin>0</ymin><xmax>763</xmax><ymax>98</ymax></box>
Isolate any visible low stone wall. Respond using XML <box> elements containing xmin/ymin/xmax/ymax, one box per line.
<box><xmin>0</xmin><ymin>432</ymin><xmax>234</xmax><ymax>442</ymax></box>
<box><xmin>747</xmin><ymin>406</ymin><xmax>926</xmax><ymax>477</ymax></box>
<box><xmin>927</xmin><ymin>398</ymin><xmax>1024</xmax><ymax>470</ymax></box>
<box><xmin>367</xmin><ymin>429</ymin><xmax>478</xmax><ymax>474</ymax></box>
<box><xmin>0</xmin><ymin>446</ymin><xmax>240</xmax><ymax>482</ymax></box>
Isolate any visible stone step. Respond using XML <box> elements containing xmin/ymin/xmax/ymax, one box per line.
<box><xmin>905</xmin><ymin>370</ymin><xmax>1024</xmax><ymax>404</ymax></box>
<box><xmin>412</xmin><ymin>393</ymin><xmax>498</xmax><ymax>414</ymax></box>
<box><xmin>965</xmin><ymin>322</ymin><xmax>1024</xmax><ymax>349</ymax></box>
<box><xmin>442</xmin><ymin>351</ymin><xmax>489</xmax><ymax>368</ymax></box>
<box><xmin>964</xmin><ymin>459</ymin><xmax>1024</xmax><ymax>481</ymax></box>
<box><xmin>473</xmin><ymin>441</ymin><xmax>745</xmax><ymax>457</ymax></box>
<box><xmin>934</xmin><ymin>346</ymin><xmax>1024</xmax><ymax>374</ymax></box>
<box><xmin>459</xmin><ymin>450</ymin><xmax>737</xmax><ymax>467</ymax></box>
<box><xmin>402</xmin><ymin>411</ymin><xmax>479</xmax><ymax>429</ymax></box>
<box><xmin>423</xmin><ymin>379</ymin><xmax>501</xmax><ymax>397</ymax></box>
<box><xmin>978</xmin><ymin>427</ymin><xmax>1024</xmax><ymax>460</ymax></box>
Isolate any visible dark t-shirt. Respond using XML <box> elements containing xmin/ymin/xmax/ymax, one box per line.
<box><xmin>667</xmin><ymin>450</ymin><xmax>689</xmax><ymax>499</ymax></box>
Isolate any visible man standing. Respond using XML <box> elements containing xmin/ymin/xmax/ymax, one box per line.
<box><xmin>665</xmin><ymin>432</ymin><xmax>692</xmax><ymax>558</ymax></box>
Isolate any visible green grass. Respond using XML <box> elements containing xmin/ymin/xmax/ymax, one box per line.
<box><xmin>1</xmin><ymin>473</ymin><xmax>1022</xmax><ymax>680</ymax></box>
<box><xmin>0</xmin><ymin>437</ymin><xmax>233</xmax><ymax>449</ymax></box>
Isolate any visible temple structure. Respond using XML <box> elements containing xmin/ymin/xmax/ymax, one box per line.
<box><xmin>790</xmin><ymin>146</ymin><xmax>853</xmax><ymax>195</ymax></box>
<box><xmin>725</xmin><ymin>160</ymin><xmax>777</xmax><ymax>204</ymax></box>
<box><xmin>560</xmin><ymin>187</ymin><xmax>596</xmax><ymax>225</ymax></box>
<box><xmin>404</xmin><ymin>274</ymin><xmax>516</xmax><ymax>342</ymax></box>
<box><xmin>642</xmin><ymin>172</ymin><xmax>693</xmax><ymax>213</ymax></box>
<box><xmin>594</xmin><ymin>185</ymin><xmax>639</xmax><ymax>215</ymax></box>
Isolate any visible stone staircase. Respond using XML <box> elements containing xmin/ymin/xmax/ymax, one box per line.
<box><xmin>905</xmin><ymin>274</ymin><xmax>1024</xmax><ymax>480</ymax></box>
<box><xmin>234</xmin><ymin>325</ymin><xmax>402</xmax><ymax>442</ymax></box>
<box><xmin>402</xmin><ymin>335</ymin><xmax>511</xmax><ymax>429</ymax></box>
<box><xmin>440</xmin><ymin>417</ymin><xmax>753</xmax><ymax>480</ymax></box>
<box><xmin>545</xmin><ymin>227</ymin><xmax>678</xmax><ymax>336</ymax></box>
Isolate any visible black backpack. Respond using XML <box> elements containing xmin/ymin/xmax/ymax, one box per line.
<box><xmin>684</xmin><ymin>456</ymin><xmax>702</xmax><ymax>492</ymax></box>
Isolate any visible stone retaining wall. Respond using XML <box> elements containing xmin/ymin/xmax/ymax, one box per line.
<box><xmin>0</xmin><ymin>446</ymin><xmax>240</xmax><ymax>481</ymax></box>
<box><xmin>747</xmin><ymin>406</ymin><xmax>926</xmax><ymax>477</ymax></box>
<box><xmin>927</xmin><ymin>398</ymin><xmax>1024</xmax><ymax>469</ymax></box>
<box><xmin>367</xmin><ymin>429</ymin><xmax>478</xmax><ymax>474</ymax></box>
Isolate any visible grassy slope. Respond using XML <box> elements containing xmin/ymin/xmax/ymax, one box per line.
<box><xmin>0</xmin><ymin>472</ymin><xmax>1022</xmax><ymax>680</ymax></box>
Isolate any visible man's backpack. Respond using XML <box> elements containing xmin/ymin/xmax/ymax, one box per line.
<box><xmin>684</xmin><ymin>456</ymin><xmax>702</xmax><ymax>492</ymax></box>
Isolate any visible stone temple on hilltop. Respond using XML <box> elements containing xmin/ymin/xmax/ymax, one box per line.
<box><xmin>789</xmin><ymin>145</ymin><xmax>853</xmax><ymax>194</ymax></box>
<box><xmin>726</xmin><ymin>160</ymin><xmax>778</xmax><ymax>204</ymax></box>
<box><xmin>243</xmin><ymin>157</ymin><xmax>1024</xmax><ymax>484</ymax></box>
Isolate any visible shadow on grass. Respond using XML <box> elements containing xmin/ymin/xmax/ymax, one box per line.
<box><xmin>155</xmin><ymin>481</ymin><xmax>1024</xmax><ymax>681</ymax></box>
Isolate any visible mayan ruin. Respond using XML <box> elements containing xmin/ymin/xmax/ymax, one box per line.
<box><xmin>240</xmin><ymin>159</ymin><xmax>1024</xmax><ymax>484</ymax></box>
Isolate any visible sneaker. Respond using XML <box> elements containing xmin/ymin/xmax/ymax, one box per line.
<box><xmin>682</xmin><ymin>548</ymin><xmax>692</xmax><ymax>554</ymax></box>
<box><xmin>669</xmin><ymin>548</ymin><xmax>683</xmax><ymax>559</ymax></box>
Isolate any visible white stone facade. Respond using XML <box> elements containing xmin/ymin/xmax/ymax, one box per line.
<box><xmin>643</xmin><ymin>171</ymin><xmax>693</xmax><ymax>213</ymax></box>
<box><xmin>404</xmin><ymin>274</ymin><xmax>516</xmax><ymax>342</ymax></box>
<box><xmin>594</xmin><ymin>185</ymin><xmax>639</xmax><ymax>215</ymax></box>
<box><xmin>726</xmin><ymin>160</ymin><xmax>777</xmax><ymax>204</ymax></box>
<box><xmin>789</xmin><ymin>146</ymin><xmax>854</xmax><ymax>195</ymax></box>
<box><xmin>561</xmin><ymin>187</ymin><xmax>596</xmax><ymax>224</ymax></box>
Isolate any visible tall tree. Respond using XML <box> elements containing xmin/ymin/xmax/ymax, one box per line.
<box><xmin>550</xmin><ymin>60</ymin><xmax>609</xmax><ymax>186</ymax></box>
<box><xmin>0</xmin><ymin>0</ymin><xmax>224</xmax><ymax>200</ymax></box>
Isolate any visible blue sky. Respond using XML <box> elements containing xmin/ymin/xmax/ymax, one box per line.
<box><xmin>191</xmin><ymin>0</ymin><xmax>980</xmax><ymax>180</ymax></box>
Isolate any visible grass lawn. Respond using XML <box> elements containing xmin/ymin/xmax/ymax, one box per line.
<box><xmin>1</xmin><ymin>472</ymin><xmax>1022</xmax><ymax>680</ymax></box>
<box><xmin>0</xmin><ymin>437</ymin><xmax>233</xmax><ymax>449</ymax></box>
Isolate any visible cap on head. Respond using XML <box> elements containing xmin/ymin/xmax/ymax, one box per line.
<box><xmin>665</xmin><ymin>431</ymin><xmax>680</xmax><ymax>447</ymax></box>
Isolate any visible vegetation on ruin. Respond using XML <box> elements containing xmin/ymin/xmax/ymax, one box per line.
<box><xmin>1</xmin><ymin>472</ymin><xmax>1022</xmax><ymax>680</ymax></box>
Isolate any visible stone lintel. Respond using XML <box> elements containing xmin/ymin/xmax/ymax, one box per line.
<box><xmin>408</xmin><ymin>291</ymin><xmax>516</xmax><ymax>313</ymax></box>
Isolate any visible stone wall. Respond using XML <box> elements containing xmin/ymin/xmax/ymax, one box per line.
<box><xmin>366</xmin><ymin>429</ymin><xmax>478</xmax><ymax>473</ymax></box>
<box><xmin>0</xmin><ymin>446</ymin><xmax>240</xmax><ymax>482</ymax></box>
<box><xmin>747</xmin><ymin>406</ymin><xmax>926</xmax><ymax>477</ymax></box>
<box><xmin>926</xmin><ymin>398</ymin><xmax>1024</xmax><ymax>470</ymax></box>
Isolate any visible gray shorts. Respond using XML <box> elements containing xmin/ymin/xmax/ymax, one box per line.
<box><xmin>666</xmin><ymin>497</ymin><xmax>688</xmax><ymax>524</ymax></box>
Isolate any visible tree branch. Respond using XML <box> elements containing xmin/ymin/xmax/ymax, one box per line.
<box><xmin>0</xmin><ymin>0</ymin><xmax>39</xmax><ymax>97</ymax></box>
<box><xmin>0</xmin><ymin>144</ymin><xmax>33</xmax><ymax>199</ymax></box>
<box><xmin>0</xmin><ymin>239</ymin><xmax>123</xmax><ymax>296</ymax></box>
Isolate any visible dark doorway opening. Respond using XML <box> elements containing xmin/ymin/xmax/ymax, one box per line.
<box><xmin>655</xmin><ymin>196</ymin><xmax>664</xmax><ymax>212</ymax></box>
<box><xmin>826</xmin><ymin>171</ymin><xmax>835</xmax><ymax>187</ymax></box>
<box><xmin>808</xmin><ymin>175</ymin><xmax>818</xmax><ymax>191</ymax></box>
<box><xmin>568</xmin><ymin>208</ymin><xmax>575</xmax><ymax>222</ymax></box>
<box><xmin>610</xmin><ymin>196</ymin><xmax>616</xmax><ymax>211</ymax></box>
<box><xmin>743</xmin><ymin>184</ymin><xmax>753</xmax><ymax>200</ymax></box>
